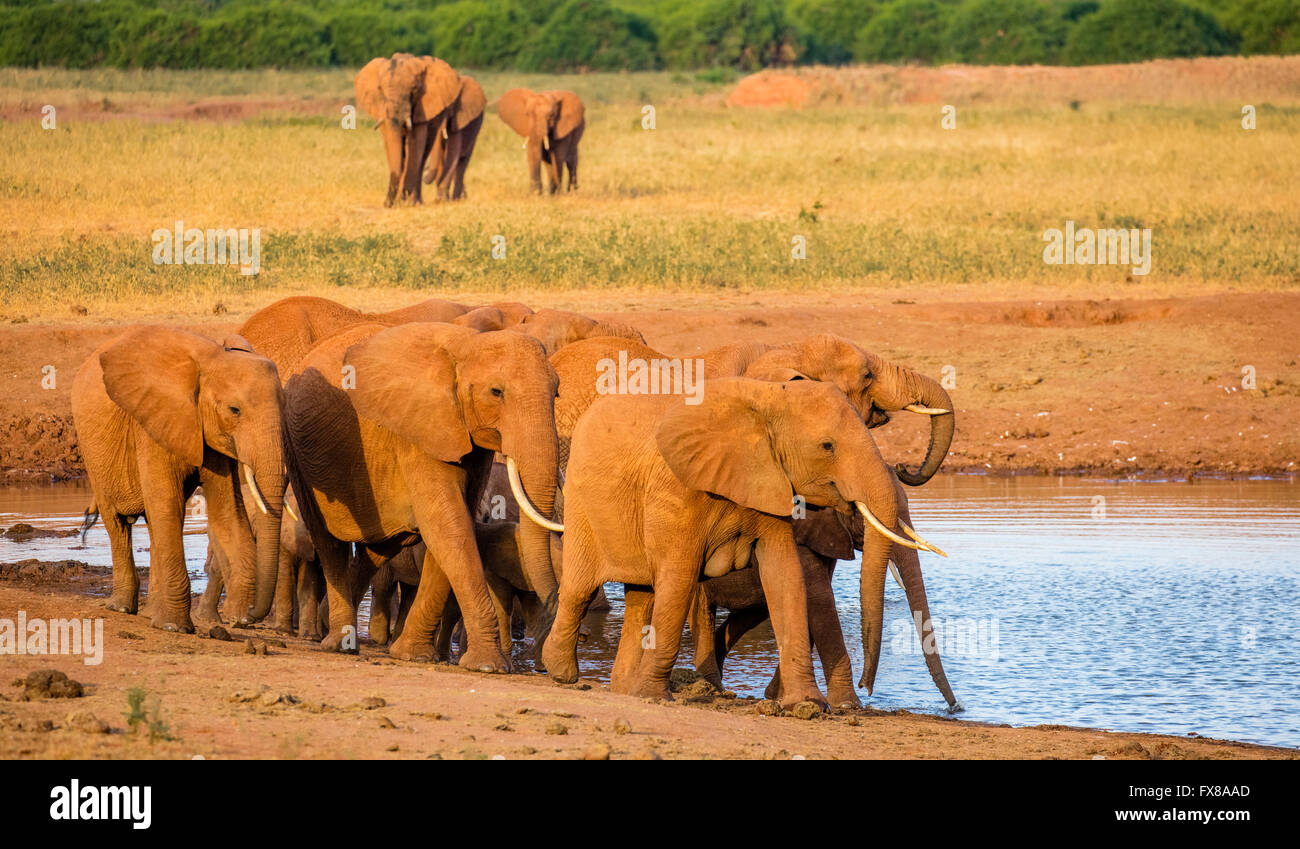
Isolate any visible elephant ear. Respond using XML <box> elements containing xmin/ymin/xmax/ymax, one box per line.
<box><xmin>655</xmin><ymin>378</ymin><xmax>792</xmax><ymax>517</ymax></box>
<box><xmin>453</xmin><ymin>76</ymin><xmax>487</xmax><ymax>132</ymax></box>
<box><xmin>354</xmin><ymin>57</ymin><xmax>388</xmax><ymax>122</ymax></box>
<box><xmin>550</xmin><ymin>90</ymin><xmax>585</xmax><ymax>139</ymax></box>
<box><xmin>792</xmin><ymin>507</ymin><xmax>856</xmax><ymax>561</ymax></box>
<box><xmin>497</xmin><ymin>88</ymin><xmax>533</xmax><ymax>137</ymax></box>
<box><xmin>414</xmin><ymin>56</ymin><xmax>459</xmax><ymax>125</ymax></box>
<box><xmin>745</xmin><ymin>363</ymin><xmax>809</xmax><ymax>383</ymax></box>
<box><xmin>99</xmin><ymin>327</ymin><xmax>208</xmax><ymax>468</ymax></box>
<box><xmin>342</xmin><ymin>324</ymin><xmax>472</xmax><ymax>462</ymax></box>
<box><xmin>220</xmin><ymin>334</ymin><xmax>255</xmax><ymax>354</ymax></box>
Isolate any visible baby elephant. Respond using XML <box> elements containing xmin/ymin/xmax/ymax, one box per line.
<box><xmin>543</xmin><ymin>378</ymin><xmax>913</xmax><ymax>709</ymax></box>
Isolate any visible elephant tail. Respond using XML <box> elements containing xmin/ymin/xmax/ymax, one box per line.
<box><xmin>79</xmin><ymin>506</ymin><xmax>99</xmax><ymax>546</ymax></box>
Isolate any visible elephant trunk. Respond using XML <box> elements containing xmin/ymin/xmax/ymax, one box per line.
<box><xmin>503</xmin><ymin>424</ymin><xmax>560</xmax><ymax>629</ymax></box>
<box><xmin>893</xmin><ymin>547</ymin><xmax>959</xmax><ymax>709</ymax></box>
<box><xmin>846</xmin><ymin>444</ymin><xmax>903</xmax><ymax>697</ymax></box>
<box><xmin>893</xmin><ymin>369</ymin><xmax>954</xmax><ymax>487</ymax></box>
<box><xmin>235</xmin><ymin>428</ymin><xmax>285</xmax><ymax>624</ymax></box>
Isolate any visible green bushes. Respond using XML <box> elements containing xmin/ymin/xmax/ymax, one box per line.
<box><xmin>1062</xmin><ymin>0</ymin><xmax>1238</xmax><ymax>64</ymax></box>
<box><xmin>0</xmin><ymin>0</ymin><xmax>1294</xmax><ymax>71</ymax></box>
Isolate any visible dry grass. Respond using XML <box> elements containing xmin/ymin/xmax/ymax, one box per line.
<box><xmin>1</xmin><ymin>59</ymin><xmax>1298</xmax><ymax>320</ymax></box>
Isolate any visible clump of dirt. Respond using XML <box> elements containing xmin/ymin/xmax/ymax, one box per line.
<box><xmin>0</xmin><ymin>559</ymin><xmax>109</xmax><ymax>586</ymax></box>
<box><xmin>725</xmin><ymin>72</ymin><xmax>813</xmax><ymax>108</ymax></box>
<box><xmin>3</xmin><ymin>523</ymin><xmax>78</xmax><ymax>542</ymax></box>
<box><xmin>13</xmin><ymin>669</ymin><xmax>85</xmax><ymax>700</ymax></box>
<box><xmin>0</xmin><ymin>413</ymin><xmax>82</xmax><ymax>482</ymax></box>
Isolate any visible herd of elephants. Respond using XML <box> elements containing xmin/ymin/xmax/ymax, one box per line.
<box><xmin>353</xmin><ymin>52</ymin><xmax>586</xmax><ymax>204</ymax></box>
<box><xmin>66</xmin><ymin>53</ymin><xmax>962</xmax><ymax>712</ymax></box>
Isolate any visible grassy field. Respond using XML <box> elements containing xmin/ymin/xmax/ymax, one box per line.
<box><xmin>1</xmin><ymin>60</ymin><xmax>1298</xmax><ymax>318</ymax></box>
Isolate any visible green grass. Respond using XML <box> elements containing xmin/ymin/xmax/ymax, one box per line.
<box><xmin>1</xmin><ymin>68</ymin><xmax>1298</xmax><ymax>315</ymax></box>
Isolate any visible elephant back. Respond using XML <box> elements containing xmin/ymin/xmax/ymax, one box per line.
<box><xmin>452</xmin><ymin>76</ymin><xmax>488</xmax><ymax>133</ymax></box>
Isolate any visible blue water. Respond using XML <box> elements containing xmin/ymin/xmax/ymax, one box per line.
<box><xmin>4</xmin><ymin>477</ymin><xmax>1298</xmax><ymax>748</ymax></box>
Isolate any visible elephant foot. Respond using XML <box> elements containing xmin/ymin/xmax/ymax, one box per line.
<box><xmin>299</xmin><ymin>625</ymin><xmax>323</xmax><ymax>641</ymax></box>
<box><xmin>541</xmin><ymin>638</ymin><xmax>578</xmax><ymax>684</ymax></box>
<box><xmin>458</xmin><ymin>645</ymin><xmax>511</xmax><ymax>674</ymax></box>
<box><xmin>826</xmin><ymin>684</ymin><xmax>862</xmax><ymax>710</ymax></box>
<box><xmin>779</xmin><ymin>687</ymin><xmax>829</xmax><ymax>712</ymax></box>
<box><xmin>271</xmin><ymin>617</ymin><xmax>294</xmax><ymax>635</ymax></box>
<box><xmin>388</xmin><ymin>634</ymin><xmax>436</xmax><ymax>663</ymax></box>
<box><xmin>105</xmin><ymin>595</ymin><xmax>138</xmax><ymax>615</ymax></box>
<box><xmin>695</xmin><ymin>658</ymin><xmax>724</xmax><ymax>692</ymax></box>
<box><xmin>150</xmin><ymin>614</ymin><xmax>195</xmax><ymax>634</ymax></box>
<box><xmin>634</xmin><ymin>681</ymin><xmax>673</xmax><ymax>703</ymax></box>
<box><xmin>319</xmin><ymin>630</ymin><xmax>359</xmax><ymax>654</ymax></box>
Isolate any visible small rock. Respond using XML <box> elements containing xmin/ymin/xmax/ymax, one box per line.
<box><xmin>65</xmin><ymin>710</ymin><xmax>109</xmax><ymax>734</ymax></box>
<box><xmin>632</xmin><ymin>748</ymin><xmax>662</xmax><ymax>760</ymax></box>
<box><xmin>360</xmin><ymin>696</ymin><xmax>386</xmax><ymax>710</ymax></box>
<box><xmin>545</xmin><ymin>721</ymin><xmax>568</xmax><ymax>736</ymax></box>
<box><xmin>377</xmin><ymin>716</ymin><xmax>397</xmax><ymax>729</ymax></box>
<box><xmin>20</xmin><ymin>669</ymin><xmax>84</xmax><ymax>699</ymax></box>
<box><xmin>117</xmin><ymin>630</ymin><xmax>143</xmax><ymax>640</ymax></box>
<box><xmin>680</xmin><ymin>678</ymin><xmax>717</xmax><ymax>702</ymax></box>
<box><xmin>259</xmin><ymin>691</ymin><xmax>299</xmax><ymax>708</ymax></box>
<box><xmin>753</xmin><ymin>700</ymin><xmax>781</xmax><ymax>717</ymax></box>
<box><xmin>265</xmin><ymin>638</ymin><xmax>287</xmax><ymax>648</ymax></box>
<box><xmin>791</xmin><ymin>701</ymin><xmax>822</xmax><ymax>721</ymax></box>
<box><xmin>613</xmin><ymin>717</ymin><xmax>632</xmax><ymax>735</ymax></box>
<box><xmin>668</xmin><ymin>668</ymin><xmax>701</xmax><ymax>691</ymax></box>
<box><xmin>208</xmin><ymin>625</ymin><xmax>232</xmax><ymax>641</ymax></box>
<box><xmin>70</xmin><ymin>304</ymin><xmax>88</xmax><ymax>316</ymax></box>
<box><xmin>494</xmin><ymin>722</ymin><xmax>513</xmax><ymax>732</ymax></box>
<box><xmin>212</xmin><ymin>302</ymin><xmax>228</xmax><ymax>315</ymax></box>
<box><xmin>844</xmin><ymin>715</ymin><xmax>861</xmax><ymax>727</ymax></box>
<box><xmin>583</xmin><ymin>743</ymin><xmax>611</xmax><ymax>761</ymax></box>
<box><xmin>385</xmin><ymin>744</ymin><xmax>399</xmax><ymax>752</ymax></box>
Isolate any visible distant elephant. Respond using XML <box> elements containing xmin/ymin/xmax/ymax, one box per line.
<box><xmin>71</xmin><ymin>328</ymin><xmax>286</xmax><ymax>633</ymax></box>
<box><xmin>543</xmin><ymin>378</ymin><xmax>927</xmax><ymax>708</ymax></box>
<box><xmin>497</xmin><ymin>88</ymin><xmax>585</xmax><ymax>194</ymax></box>
<box><xmin>283</xmin><ymin>323</ymin><xmax>563</xmax><ymax>672</ymax></box>
<box><xmin>424</xmin><ymin>74</ymin><xmax>486</xmax><ymax>201</ymax></box>
<box><xmin>237</xmin><ymin>295</ymin><xmax>472</xmax><ymax>379</ymax></box>
<box><xmin>354</xmin><ymin>53</ymin><xmax>461</xmax><ymax>206</ymax></box>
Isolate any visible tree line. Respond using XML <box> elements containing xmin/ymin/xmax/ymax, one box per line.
<box><xmin>0</xmin><ymin>0</ymin><xmax>1295</xmax><ymax>72</ymax></box>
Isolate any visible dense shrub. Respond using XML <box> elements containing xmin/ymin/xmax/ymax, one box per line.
<box><xmin>518</xmin><ymin>0</ymin><xmax>658</xmax><ymax>71</ymax></box>
<box><xmin>328</xmin><ymin>6</ymin><xmax>438</xmax><ymax>67</ymax></box>
<box><xmin>854</xmin><ymin>0</ymin><xmax>953</xmax><ymax>64</ymax></box>
<box><xmin>785</xmin><ymin>0</ymin><xmax>877</xmax><ymax>65</ymax></box>
<box><xmin>945</xmin><ymin>0</ymin><xmax>1068</xmax><ymax>64</ymax></box>
<box><xmin>655</xmin><ymin>0</ymin><xmax>799</xmax><ymax>70</ymax></box>
<box><xmin>1062</xmin><ymin>0</ymin><xmax>1238</xmax><ymax>64</ymax></box>
<box><xmin>1222</xmin><ymin>0</ymin><xmax>1300</xmax><ymax>54</ymax></box>
<box><xmin>430</xmin><ymin>0</ymin><xmax>529</xmax><ymax>68</ymax></box>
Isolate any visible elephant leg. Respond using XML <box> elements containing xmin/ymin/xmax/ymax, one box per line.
<box><xmin>453</xmin><ymin>155</ymin><xmax>470</xmax><ymax>200</ymax></box>
<box><xmin>379</xmin><ymin>123</ymin><xmax>403</xmax><ymax>208</ymax></box>
<box><xmin>755</xmin><ymin>530</ymin><xmax>825</xmax><ymax>709</ymax></box>
<box><xmin>527</xmin><ymin>141</ymin><xmax>544</xmax><ymax>194</ymax></box>
<box><xmin>297</xmin><ymin>558</ymin><xmax>323</xmax><ymax>640</ymax></box>
<box><xmin>485</xmin><ymin>572</ymin><xmax>515</xmax><ymax>657</ymax></box>
<box><xmin>369</xmin><ymin>563</ymin><xmax>396</xmax><ymax>646</ymax></box>
<box><xmin>632</xmin><ymin>561</ymin><xmax>698</xmax><ymax>701</ymax></box>
<box><xmin>436</xmin><ymin>132</ymin><xmax>462</xmax><ymax>202</ymax></box>
<box><xmin>400</xmin><ymin>123</ymin><xmax>429</xmax><ymax>203</ymax></box>
<box><xmin>394</xmin><ymin>478</ymin><xmax>509</xmax><ymax>672</ymax></box>
<box><xmin>103</xmin><ymin>510</ymin><xmax>139</xmax><ymax>614</ymax></box>
<box><xmin>714</xmin><ymin>604</ymin><xmax>770</xmax><ymax>672</ymax></box>
<box><xmin>541</xmin><ymin>522</ymin><xmax>603</xmax><ymax>684</ymax></box>
<box><xmin>389</xmin><ymin>547</ymin><xmax>455</xmax><ymax>664</ymax></box>
<box><xmin>687</xmin><ymin>586</ymin><xmax>722</xmax><ymax>690</ymax></box>
<box><xmin>610</xmin><ymin>584</ymin><xmax>652</xmax><ymax>695</ymax></box>
<box><xmin>316</xmin><ymin>537</ymin><xmax>358</xmax><ymax>653</ymax></box>
<box><xmin>195</xmin><ymin>544</ymin><xmax>225</xmax><ymax>624</ymax></box>
<box><xmin>801</xmin><ymin>551</ymin><xmax>859</xmax><ymax>708</ymax></box>
<box><xmin>138</xmin><ymin>462</ymin><xmax>194</xmax><ymax>633</ymax></box>
<box><xmin>271</xmin><ymin>544</ymin><xmax>297</xmax><ymax>634</ymax></box>
<box><xmin>200</xmin><ymin>459</ymin><xmax>259</xmax><ymax>625</ymax></box>
<box><xmin>394</xmin><ymin>580</ymin><xmax>415</xmax><ymax>642</ymax></box>
<box><xmin>433</xmin><ymin>590</ymin><xmax>459</xmax><ymax>663</ymax></box>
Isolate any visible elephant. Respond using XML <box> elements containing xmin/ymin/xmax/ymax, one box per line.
<box><xmin>541</xmin><ymin>377</ymin><xmax>936</xmax><ymax>709</ymax></box>
<box><xmin>282</xmin><ymin>322</ymin><xmax>563</xmax><ymax>672</ymax></box>
<box><xmin>236</xmin><ymin>295</ymin><xmax>472</xmax><ymax>379</ymax></box>
<box><xmin>70</xmin><ymin>327</ymin><xmax>286</xmax><ymax>633</ymax></box>
<box><xmin>547</xmin><ymin>333</ymin><xmax>955</xmax><ymax>704</ymax></box>
<box><xmin>354</xmin><ymin>53</ymin><xmax>461</xmax><ymax>206</ymax></box>
<box><xmin>423</xmin><ymin>74</ymin><xmax>486</xmax><ymax>201</ymax></box>
<box><xmin>497</xmin><ymin>88</ymin><xmax>585</xmax><ymax>194</ymax></box>
<box><xmin>515</xmin><ymin>308</ymin><xmax>646</xmax><ymax>356</ymax></box>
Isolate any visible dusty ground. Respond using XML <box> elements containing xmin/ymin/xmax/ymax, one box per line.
<box><xmin>1</xmin><ymin>578</ymin><xmax>1291</xmax><ymax>760</ymax></box>
<box><xmin>4</xmin><ymin>289</ymin><xmax>1297</xmax><ymax>483</ymax></box>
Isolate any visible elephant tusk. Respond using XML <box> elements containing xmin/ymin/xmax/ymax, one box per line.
<box><xmin>542</xmin><ymin>134</ymin><xmax>550</xmax><ymax>151</ymax></box>
<box><xmin>404</xmin><ymin>116</ymin><xmax>412</xmax><ymax>130</ymax></box>
<box><xmin>506</xmin><ymin>456</ymin><xmax>563</xmax><ymax>533</ymax></box>
<box><xmin>241</xmin><ymin>464</ymin><xmax>269</xmax><ymax>516</ymax></box>
<box><xmin>855</xmin><ymin>502</ymin><xmax>944</xmax><ymax>555</ymax></box>
<box><xmin>901</xmin><ymin>520</ymin><xmax>948</xmax><ymax>558</ymax></box>
<box><xmin>283</xmin><ymin>498</ymin><xmax>300</xmax><ymax>523</ymax></box>
<box><xmin>888</xmin><ymin>559</ymin><xmax>905</xmax><ymax>590</ymax></box>
<box><xmin>442</xmin><ymin>123</ymin><xmax>448</xmax><ymax>139</ymax></box>
<box><xmin>904</xmin><ymin>404</ymin><xmax>951</xmax><ymax>415</ymax></box>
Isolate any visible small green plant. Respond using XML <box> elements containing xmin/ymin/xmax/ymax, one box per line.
<box><xmin>798</xmin><ymin>201</ymin><xmax>824</xmax><ymax>224</ymax></box>
<box><xmin>124</xmin><ymin>686</ymin><xmax>173</xmax><ymax>743</ymax></box>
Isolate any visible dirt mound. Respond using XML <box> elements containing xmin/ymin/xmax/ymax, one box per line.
<box><xmin>1</xmin><ymin>413</ymin><xmax>81</xmax><ymax>483</ymax></box>
<box><xmin>725</xmin><ymin>72</ymin><xmax>813</xmax><ymax>108</ymax></box>
<box><xmin>0</xmin><ymin>559</ymin><xmax>110</xmax><ymax>586</ymax></box>
<box><xmin>919</xmin><ymin>299</ymin><xmax>1177</xmax><ymax>328</ymax></box>
<box><xmin>2</xmin><ymin>524</ymin><xmax>78</xmax><ymax>542</ymax></box>
<box><xmin>725</xmin><ymin>56</ymin><xmax>1300</xmax><ymax>108</ymax></box>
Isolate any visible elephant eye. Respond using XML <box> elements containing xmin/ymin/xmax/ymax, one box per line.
<box><xmin>228</xmin><ymin>405</ymin><xmax>242</xmax><ymax>417</ymax></box>
<box><xmin>490</xmin><ymin>387</ymin><xmax>504</xmax><ymax>399</ymax></box>
<box><xmin>821</xmin><ymin>440</ymin><xmax>834</xmax><ymax>452</ymax></box>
